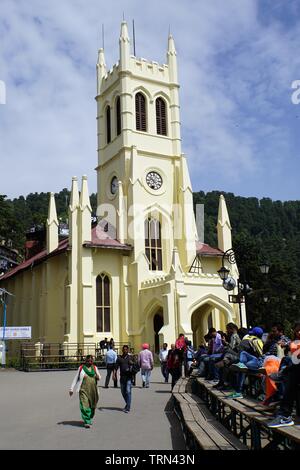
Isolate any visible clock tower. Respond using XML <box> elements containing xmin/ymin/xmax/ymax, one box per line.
<box><xmin>95</xmin><ymin>21</ymin><xmax>198</xmax><ymax>273</ymax></box>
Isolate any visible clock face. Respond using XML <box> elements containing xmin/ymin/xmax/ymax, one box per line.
<box><xmin>110</xmin><ymin>176</ymin><xmax>118</xmax><ymax>195</ymax></box>
<box><xmin>146</xmin><ymin>171</ymin><xmax>163</xmax><ymax>190</ymax></box>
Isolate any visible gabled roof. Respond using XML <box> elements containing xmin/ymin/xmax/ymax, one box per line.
<box><xmin>0</xmin><ymin>237</ymin><xmax>69</xmax><ymax>281</ymax></box>
<box><xmin>196</xmin><ymin>241</ymin><xmax>223</xmax><ymax>257</ymax></box>
<box><xmin>0</xmin><ymin>225</ymin><xmax>132</xmax><ymax>282</ymax></box>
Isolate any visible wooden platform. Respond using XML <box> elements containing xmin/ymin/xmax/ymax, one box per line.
<box><xmin>172</xmin><ymin>377</ymin><xmax>248</xmax><ymax>450</ymax></box>
<box><xmin>194</xmin><ymin>376</ymin><xmax>300</xmax><ymax>450</ymax></box>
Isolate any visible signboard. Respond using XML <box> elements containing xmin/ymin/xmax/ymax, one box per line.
<box><xmin>228</xmin><ymin>295</ymin><xmax>245</xmax><ymax>304</ymax></box>
<box><xmin>0</xmin><ymin>326</ymin><xmax>31</xmax><ymax>340</ymax></box>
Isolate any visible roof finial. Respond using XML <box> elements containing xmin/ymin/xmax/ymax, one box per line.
<box><xmin>102</xmin><ymin>24</ymin><xmax>105</xmax><ymax>49</ymax></box>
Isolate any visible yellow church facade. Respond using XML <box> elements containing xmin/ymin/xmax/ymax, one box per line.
<box><xmin>0</xmin><ymin>23</ymin><xmax>244</xmax><ymax>354</ymax></box>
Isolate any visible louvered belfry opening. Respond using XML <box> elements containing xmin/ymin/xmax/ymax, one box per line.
<box><xmin>96</xmin><ymin>274</ymin><xmax>111</xmax><ymax>332</ymax></box>
<box><xmin>145</xmin><ymin>217</ymin><xmax>163</xmax><ymax>271</ymax></box>
<box><xmin>116</xmin><ymin>96</ymin><xmax>121</xmax><ymax>136</ymax></box>
<box><xmin>135</xmin><ymin>92</ymin><xmax>147</xmax><ymax>131</ymax></box>
<box><xmin>156</xmin><ymin>97</ymin><xmax>167</xmax><ymax>135</ymax></box>
<box><xmin>106</xmin><ymin>106</ymin><xmax>111</xmax><ymax>143</ymax></box>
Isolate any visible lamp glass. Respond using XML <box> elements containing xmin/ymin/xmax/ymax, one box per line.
<box><xmin>259</xmin><ymin>262</ymin><xmax>270</xmax><ymax>275</ymax></box>
<box><xmin>218</xmin><ymin>266</ymin><xmax>230</xmax><ymax>281</ymax></box>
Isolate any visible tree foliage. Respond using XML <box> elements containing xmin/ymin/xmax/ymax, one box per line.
<box><xmin>0</xmin><ymin>189</ymin><xmax>299</xmax><ymax>333</ymax></box>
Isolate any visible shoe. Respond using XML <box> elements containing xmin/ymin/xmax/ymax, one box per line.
<box><xmin>226</xmin><ymin>392</ymin><xmax>243</xmax><ymax>399</ymax></box>
<box><xmin>142</xmin><ymin>381</ymin><xmax>145</xmax><ymax>388</ymax></box>
<box><xmin>104</xmin><ymin>386</ymin><xmax>109</xmax><ymax>388</ymax></box>
<box><xmin>145</xmin><ymin>384</ymin><xmax>149</xmax><ymax>388</ymax></box>
<box><xmin>84</xmin><ymin>424</ymin><xmax>91</xmax><ymax>428</ymax></box>
<box><xmin>267</xmin><ymin>416</ymin><xmax>294</xmax><ymax>428</ymax></box>
<box><xmin>208</xmin><ymin>379</ymin><xmax>219</xmax><ymax>385</ymax></box>
<box><xmin>212</xmin><ymin>382</ymin><xmax>224</xmax><ymax>389</ymax></box>
<box><xmin>230</xmin><ymin>363</ymin><xmax>248</xmax><ymax>371</ymax></box>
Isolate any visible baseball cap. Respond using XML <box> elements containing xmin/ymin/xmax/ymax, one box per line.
<box><xmin>249</xmin><ymin>327</ymin><xmax>264</xmax><ymax>338</ymax></box>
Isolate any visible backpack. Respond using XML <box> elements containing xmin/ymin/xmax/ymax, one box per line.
<box><xmin>130</xmin><ymin>362</ymin><xmax>140</xmax><ymax>374</ymax></box>
<box><xmin>239</xmin><ymin>336</ymin><xmax>262</xmax><ymax>358</ymax></box>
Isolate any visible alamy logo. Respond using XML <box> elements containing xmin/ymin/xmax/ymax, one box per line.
<box><xmin>0</xmin><ymin>80</ymin><xmax>6</xmax><ymax>104</ymax></box>
<box><xmin>291</xmin><ymin>80</ymin><xmax>300</xmax><ymax>105</ymax></box>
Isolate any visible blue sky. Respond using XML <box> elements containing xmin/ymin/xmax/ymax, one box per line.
<box><xmin>0</xmin><ymin>0</ymin><xmax>299</xmax><ymax>201</ymax></box>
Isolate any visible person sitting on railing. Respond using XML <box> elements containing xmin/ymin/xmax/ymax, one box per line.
<box><xmin>259</xmin><ymin>323</ymin><xmax>290</xmax><ymax>406</ymax></box>
<box><xmin>202</xmin><ymin>329</ymin><xmax>225</xmax><ymax>383</ymax></box>
<box><xmin>213</xmin><ymin>323</ymin><xmax>241</xmax><ymax>390</ymax></box>
<box><xmin>267</xmin><ymin>323</ymin><xmax>300</xmax><ymax>428</ymax></box>
<box><xmin>184</xmin><ymin>341</ymin><xmax>195</xmax><ymax>377</ymax></box>
<box><xmin>196</xmin><ymin>330</ymin><xmax>215</xmax><ymax>377</ymax></box>
<box><xmin>227</xmin><ymin>326</ymin><xmax>264</xmax><ymax>399</ymax></box>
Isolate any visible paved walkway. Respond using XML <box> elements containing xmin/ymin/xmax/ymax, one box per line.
<box><xmin>0</xmin><ymin>367</ymin><xmax>185</xmax><ymax>450</ymax></box>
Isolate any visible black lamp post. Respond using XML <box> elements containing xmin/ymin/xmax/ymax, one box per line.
<box><xmin>217</xmin><ymin>249</ymin><xmax>246</xmax><ymax>327</ymax></box>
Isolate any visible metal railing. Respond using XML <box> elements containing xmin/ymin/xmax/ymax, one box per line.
<box><xmin>19</xmin><ymin>342</ymin><xmax>105</xmax><ymax>372</ymax></box>
<box><xmin>19</xmin><ymin>342</ymin><xmax>134</xmax><ymax>371</ymax></box>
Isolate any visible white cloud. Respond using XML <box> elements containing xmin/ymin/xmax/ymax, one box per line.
<box><xmin>0</xmin><ymin>0</ymin><xmax>299</xmax><ymax>200</ymax></box>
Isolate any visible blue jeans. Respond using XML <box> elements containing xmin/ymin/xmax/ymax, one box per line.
<box><xmin>120</xmin><ymin>377</ymin><xmax>132</xmax><ymax>411</ymax></box>
<box><xmin>141</xmin><ymin>368</ymin><xmax>151</xmax><ymax>386</ymax></box>
<box><xmin>205</xmin><ymin>353</ymin><xmax>223</xmax><ymax>379</ymax></box>
<box><xmin>161</xmin><ymin>362</ymin><xmax>169</xmax><ymax>382</ymax></box>
<box><xmin>240</xmin><ymin>351</ymin><xmax>260</xmax><ymax>369</ymax></box>
<box><xmin>236</xmin><ymin>351</ymin><xmax>261</xmax><ymax>393</ymax></box>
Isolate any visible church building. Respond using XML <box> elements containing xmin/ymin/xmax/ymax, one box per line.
<box><xmin>0</xmin><ymin>22</ymin><xmax>244</xmax><ymax>354</ymax></box>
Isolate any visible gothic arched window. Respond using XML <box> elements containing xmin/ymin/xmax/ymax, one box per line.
<box><xmin>145</xmin><ymin>217</ymin><xmax>163</xmax><ymax>271</ymax></box>
<box><xmin>116</xmin><ymin>96</ymin><xmax>121</xmax><ymax>136</ymax></box>
<box><xmin>96</xmin><ymin>274</ymin><xmax>111</xmax><ymax>332</ymax></box>
<box><xmin>135</xmin><ymin>92</ymin><xmax>147</xmax><ymax>132</ymax></box>
<box><xmin>106</xmin><ymin>106</ymin><xmax>111</xmax><ymax>144</ymax></box>
<box><xmin>156</xmin><ymin>97</ymin><xmax>167</xmax><ymax>135</ymax></box>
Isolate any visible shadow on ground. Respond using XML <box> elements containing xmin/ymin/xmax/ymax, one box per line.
<box><xmin>164</xmin><ymin>397</ymin><xmax>186</xmax><ymax>450</ymax></box>
<box><xmin>98</xmin><ymin>406</ymin><xmax>124</xmax><ymax>412</ymax></box>
<box><xmin>57</xmin><ymin>421</ymin><xmax>83</xmax><ymax>428</ymax></box>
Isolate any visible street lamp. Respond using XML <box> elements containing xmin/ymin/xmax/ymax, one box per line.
<box><xmin>259</xmin><ymin>261</ymin><xmax>270</xmax><ymax>275</ymax></box>
<box><xmin>217</xmin><ymin>249</ymin><xmax>246</xmax><ymax>327</ymax></box>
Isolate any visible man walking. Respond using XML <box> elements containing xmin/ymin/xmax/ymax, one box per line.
<box><xmin>159</xmin><ymin>343</ymin><xmax>169</xmax><ymax>383</ymax></box>
<box><xmin>116</xmin><ymin>345</ymin><xmax>134</xmax><ymax>413</ymax></box>
<box><xmin>104</xmin><ymin>347</ymin><xmax>118</xmax><ymax>388</ymax></box>
<box><xmin>138</xmin><ymin>343</ymin><xmax>154</xmax><ymax>388</ymax></box>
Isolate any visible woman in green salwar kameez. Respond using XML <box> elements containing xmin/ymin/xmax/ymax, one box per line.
<box><xmin>69</xmin><ymin>355</ymin><xmax>101</xmax><ymax>428</ymax></box>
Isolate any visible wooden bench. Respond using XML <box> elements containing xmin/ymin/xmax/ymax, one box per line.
<box><xmin>195</xmin><ymin>377</ymin><xmax>300</xmax><ymax>450</ymax></box>
<box><xmin>172</xmin><ymin>377</ymin><xmax>248</xmax><ymax>450</ymax></box>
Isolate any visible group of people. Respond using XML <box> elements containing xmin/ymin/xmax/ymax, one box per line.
<box><xmin>158</xmin><ymin>335</ymin><xmax>195</xmax><ymax>390</ymax></box>
<box><xmin>69</xmin><ymin>343</ymin><xmax>154</xmax><ymax>427</ymax></box>
<box><xmin>192</xmin><ymin>321</ymin><xmax>300</xmax><ymax>428</ymax></box>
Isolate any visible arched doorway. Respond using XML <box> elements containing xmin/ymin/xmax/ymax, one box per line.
<box><xmin>153</xmin><ymin>310</ymin><xmax>163</xmax><ymax>353</ymax></box>
<box><xmin>191</xmin><ymin>303</ymin><xmax>228</xmax><ymax>348</ymax></box>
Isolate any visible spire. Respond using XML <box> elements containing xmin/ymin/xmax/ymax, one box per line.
<box><xmin>217</xmin><ymin>194</ymin><xmax>232</xmax><ymax>252</ymax></box>
<box><xmin>167</xmin><ymin>34</ymin><xmax>178</xmax><ymax>83</ymax></box>
<box><xmin>80</xmin><ymin>175</ymin><xmax>92</xmax><ymax>212</ymax></box>
<box><xmin>96</xmin><ymin>48</ymin><xmax>107</xmax><ymax>95</ymax></box>
<box><xmin>119</xmin><ymin>21</ymin><xmax>130</xmax><ymax>70</ymax></box>
<box><xmin>69</xmin><ymin>177</ymin><xmax>79</xmax><ymax>249</ymax></box>
<box><xmin>46</xmin><ymin>192</ymin><xmax>59</xmax><ymax>254</ymax></box>
<box><xmin>79</xmin><ymin>175</ymin><xmax>92</xmax><ymax>244</ymax></box>
<box><xmin>69</xmin><ymin>176</ymin><xmax>79</xmax><ymax>211</ymax></box>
